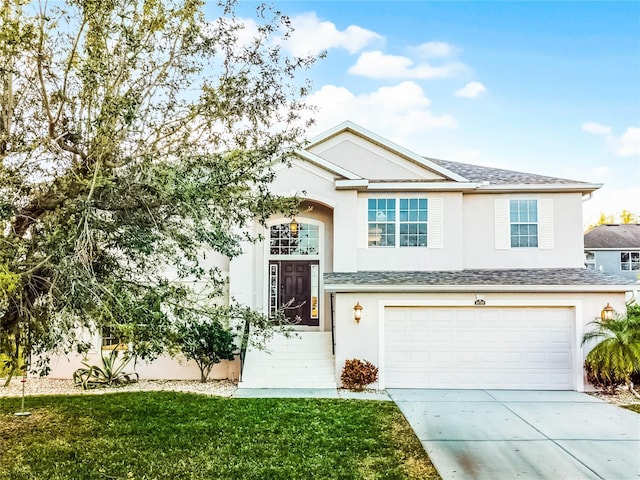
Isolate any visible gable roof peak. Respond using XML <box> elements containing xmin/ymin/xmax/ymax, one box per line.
<box><xmin>305</xmin><ymin>121</ymin><xmax>469</xmax><ymax>183</ymax></box>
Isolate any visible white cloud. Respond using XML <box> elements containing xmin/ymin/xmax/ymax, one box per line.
<box><xmin>280</xmin><ymin>12</ymin><xmax>382</xmax><ymax>57</ymax></box>
<box><xmin>348</xmin><ymin>50</ymin><xmax>467</xmax><ymax>79</ymax></box>
<box><xmin>306</xmin><ymin>81</ymin><xmax>457</xmax><ymax>140</ymax></box>
<box><xmin>583</xmin><ymin>123</ymin><xmax>640</xmax><ymax>157</ymax></box>
<box><xmin>408</xmin><ymin>41</ymin><xmax>459</xmax><ymax>58</ymax></box>
<box><xmin>581</xmin><ymin>122</ymin><xmax>612</xmax><ymax>135</ymax></box>
<box><xmin>613</xmin><ymin>126</ymin><xmax>640</xmax><ymax>157</ymax></box>
<box><xmin>455</xmin><ymin>81</ymin><xmax>487</xmax><ymax>99</ymax></box>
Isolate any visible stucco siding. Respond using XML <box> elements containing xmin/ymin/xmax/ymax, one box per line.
<box><xmin>463</xmin><ymin>192</ymin><xmax>584</xmax><ymax>269</ymax></box>
<box><xmin>332</xmin><ymin>290</ymin><xmax>627</xmax><ymax>391</ymax></box>
<box><xmin>356</xmin><ymin>192</ymin><xmax>464</xmax><ymax>271</ymax></box>
<box><xmin>590</xmin><ymin>250</ymin><xmax>640</xmax><ymax>281</ymax></box>
<box><xmin>271</xmin><ymin>159</ymin><xmax>337</xmax><ymax>202</ymax></box>
<box><xmin>46</xmin><ymin>349</ymin><xmax>238</xmax><ymax>381</ymax></box>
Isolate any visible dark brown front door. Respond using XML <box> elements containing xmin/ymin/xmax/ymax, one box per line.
<box><xmin>271</xmin><ymin>261</ymin><xmax>319</xmax><ymax>326</ymax></box>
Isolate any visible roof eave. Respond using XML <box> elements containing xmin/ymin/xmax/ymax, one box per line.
<box><xmin>476</xmin><ymin>183</ymin><xmax>603</xmax><ymax>194</ymax></box>
<box><xmin>584</xmin><ymin>247</ymin><xmax>640</xmax><ymax>251</ymax></box>
<box><xmin>324</xmin><ymin>283</ymin><xmax>636</xmax><ymax>293</ymax></box>
<box><xmin>334</xmin><ymin>179</ymin><xmax>480</xmax><ymax>191</ymax></box>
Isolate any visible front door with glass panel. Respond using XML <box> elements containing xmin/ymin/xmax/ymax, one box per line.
<box><xmin>268</xmin><ymin>221</ymin><xmax>320</xmax><ymax>327</ymax></box>
<box><xmin>269</xmin><ymin>260</ymin><xmax>319</xmax><ymax>326</ymax></box>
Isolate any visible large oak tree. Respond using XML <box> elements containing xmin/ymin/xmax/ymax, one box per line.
<box><xmin>0</xmin><ymin>0</ymin><xmax>316</xmax><ymax>380</ymax></box>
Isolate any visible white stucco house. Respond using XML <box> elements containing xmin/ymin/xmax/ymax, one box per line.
<box><xmin>48</xmin><ymin>121</ymin><xmax>635</xmax><ymax>391</ymax></box>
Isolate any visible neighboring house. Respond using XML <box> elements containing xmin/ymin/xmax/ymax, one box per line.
<box><xmin>48</xmin><ymin>121</ymin><xmax>634</xmax><ymax>391</ymax></box>
<box><xmin>584</xmin><ymin>224</ymin><xmax>640</xmax><ymax>282</ymax></box>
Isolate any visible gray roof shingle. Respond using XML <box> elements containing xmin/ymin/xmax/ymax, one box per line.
<box><xmin>428</xmin><ymin>158</ymin><xmax>588</xmax><ymax>185</ymax></box>
<box><xmin>324</xmin><ymin>268</ymin><xmax>636</xmax><ymax>287</ymax></box>
<box><xmin>584</xmin><ymin>224</ymin><xmax>640</xmax><ymax>249</ymax></box>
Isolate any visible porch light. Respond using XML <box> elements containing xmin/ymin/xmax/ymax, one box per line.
<box><xmin>290</xmin><ymin>217</ymin><xmax>299</xmax><ymax>237</ymax></box>
<box><xmin>353</xmin><ymin>302</ymin><xmax>363</xmax><ymax>323</ymax></box>
<box><xmin>601</xmin><ymin>303</ymin><xmax>614</xmax><ymax>321</ymax></box>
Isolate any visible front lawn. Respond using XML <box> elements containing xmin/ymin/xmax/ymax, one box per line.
<box><xmin>0</xmin><ymin>392</ymin><xmax>439</xmax><ymax>479</ymax></box>
<box><xmin>623</xmin><ymin>404</ymin><xmax>640</xmax><ymax>414</ymax></box>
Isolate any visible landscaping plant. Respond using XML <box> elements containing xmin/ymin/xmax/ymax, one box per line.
<box><xmin>73</xmin><ymin>347</ymin><xmax>139</xmax><ymax>389</ymax></box>
<box><xmin>582</xmin><ymin>304</ymin><xmax>640</xmax><ymax>397</ymax></box>
<box><xmin>341</xmin><ymin>358</ymin><xmax>379</xmax><ymax>391</ymax></box>
<box><xmin>0</xmin><ymin>0</ymin><xmax>317</xmax><ymax>381</ymax></box>
<box><xmin>177</xmin><ymin>313</ymin><xmax>236</xmax><ymax>383</ymax></box>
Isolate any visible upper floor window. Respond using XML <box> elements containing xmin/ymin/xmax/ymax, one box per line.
<box><xmin>510</xmin><ymin>199</ymin><xmax>538</xmax><ymax>248</ymax></box>
<box><xmin>270</xmin><ymin>223</ymin><xmax>319</xmax><ymax>255</ymax></box>
<box><xmin>584</xmin><ymin>251</ymin><xmax>596</xmax><ymax>270</ymax></box>
<box><xmin>621</xmin><ymin>251</ymin><xmax>640</xmax><ymax>271</ymax></box>
<box><xmin>368</xmin><ymin>198</ymin><xmax>428</xmax><ymax>247</ymax></box>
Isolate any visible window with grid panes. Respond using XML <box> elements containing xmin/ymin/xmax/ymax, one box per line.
<box><xmin>621</xmin><ymin>251</ymin><xmax>640</xmax><ymax>271</ymax></box>
<box><xmin>510</xmin><ymin>199</ymin><xmax>538</xmax><ymax>248</ymax></box>
<box><xmin>368</xmin><ymin>199</ymin><xmax>396</xmax><ymax>246</ymax></box>
<box><xmin>368</xmin><ymin>198</ymin><xmax>428</xmax><ymax>247</ymax></box>
<box><xmin>399</xmin><ymin>198</ymin><xmax>428</xmax><ymax>247</ymax></box>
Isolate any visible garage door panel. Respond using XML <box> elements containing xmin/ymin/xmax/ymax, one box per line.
<box><xmin>384</xmin><ymin>307</ymin><xmax>574</xmax><ymax>390</ymax></box>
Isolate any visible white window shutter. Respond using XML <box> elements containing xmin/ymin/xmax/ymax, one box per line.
<box><xmin>495</xmin><ymin>199</ymin><xmax>510</xmax><ymax>250</ymax></box>
<box><xmin>538</xmin><ymin>198</ymin><xmax>554</xmax><ymax>249</ymax></box>
<box><xmin>428</xmin><ymin>198</ymin><xmax>444</xmax><ymax>248</ymax></box>
<box><xmin>357</xmin><ymin>196</ymin><xmax>368</xmax><ymax>248</ymax></box>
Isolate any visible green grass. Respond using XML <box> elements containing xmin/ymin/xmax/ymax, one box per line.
<box><xmin>623</xmin><ymin>404</ymin><xmax>640</xmax><ymax>414</ymax></box>
<box><xmin>0</xmin><ymin>392</ymin><xmax>439</xmax><ymax>480</ymax></box>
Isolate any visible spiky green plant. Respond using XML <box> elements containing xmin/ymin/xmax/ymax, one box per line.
<box><xmin>73</xmin><ymin>347</ymin><xmax>139</xmax><ymax>389</ymax></box>
<box><xmin>582</xmin><ymin>313</ymin><xmax>640</xmax><ymax>397</ymax></box>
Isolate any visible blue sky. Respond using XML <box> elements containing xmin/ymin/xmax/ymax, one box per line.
<box><xmin>231</xmin><ymin>0</ymin><xmax>640</xmax><ymax>226</ymax></box>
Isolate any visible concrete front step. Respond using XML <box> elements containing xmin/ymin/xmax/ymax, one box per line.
<box><xmin>240</xmin><ymin>331</ymin><xmax>336</xmax><ymax>389</ymax></box>
<box><xmin>239</xmin><ymin>379</ymin><xmax>338</xmax><ymax>389</ymax></box>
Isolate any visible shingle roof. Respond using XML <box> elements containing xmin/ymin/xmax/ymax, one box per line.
<box><xmin>584</xmin><ymin>224</ymin><xmax>640</xmax><ymax>249</ymax></box>
<box><xmin>428</xmin><ymin>158</ymin><xmax>587</xmax><ymax>185</ymax></box>
<box><xmin>324</xmin><ymin>268</ymin><xmax>636</xmax><ymax>288</ymax></box>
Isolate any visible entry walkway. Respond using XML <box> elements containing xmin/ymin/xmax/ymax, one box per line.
<box><xmin>388</xmin><ymin>389</ymin><xmax>640</xmax><ymax>480</ymax></box>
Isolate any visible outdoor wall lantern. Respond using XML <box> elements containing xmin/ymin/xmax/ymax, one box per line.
<box><xmin>289</xmin><ymin>217</ymin><xmax>299</xmax><ymax>237</ymax></box>
<box><xmin>474</xmin><ymin>294</ymin><xmax>486</xmax><ymax>306</ymax></box>
<box><xmin>601</xmin><ymin>303</ymin><xmax>615</xmax><ymax>321</ymax></box>
<box><xmin>353</xmin><ymin>302</ymin><xmax>363</xmax><ymax>323</ymax></box>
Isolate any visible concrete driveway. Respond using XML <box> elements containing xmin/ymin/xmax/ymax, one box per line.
<box><xmin>388</xmin><ymin>389</ymin><xmax>640</xmax><ymax>480</ymax></box>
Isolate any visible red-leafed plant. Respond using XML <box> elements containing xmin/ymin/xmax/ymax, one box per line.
<box><xmin>341</xmin><ymin>358</ymin><xmax>379</xmax><ymax>391</ymax></box>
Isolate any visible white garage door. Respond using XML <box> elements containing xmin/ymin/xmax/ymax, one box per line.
<box><xmin>384</xmin><ymin>307</ymin><xmax>574</xmax><ymax>390</ymax></box>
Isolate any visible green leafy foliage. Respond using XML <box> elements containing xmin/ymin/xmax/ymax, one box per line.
<box><xmin>340</xmin><ymin>358</ymin><xmax>379</xmax><ymax>391</ymax></box>
<box><xmin>582</xmin><ymin>306</ymin><xmax>640</xmax><ymax>395</ymax></box>
<box><xmin>177</xmin><ymin>313</ymin><xmax>236</xmax><ymax>383</ymax></box>
<box><xmin>73</xmin><ymin>348</ymin><xmax>139</xmax><ymax>389</ymax></box>
<box><xmin>0</xmin><ymin>0</ymin><xmax>316</xmax><ymax>377</ymax></box>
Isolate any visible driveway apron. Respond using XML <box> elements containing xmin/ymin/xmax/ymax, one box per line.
<box><xmin>388</xmin><ymin>389</ymin><xmax>640</xmax><ymax>480</ymax></box>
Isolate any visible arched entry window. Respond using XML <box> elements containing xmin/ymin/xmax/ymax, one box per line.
<box><xmin>270</xmin><ymin>223</ymin><xmax>319</xmax><ymax>255</ymax></box>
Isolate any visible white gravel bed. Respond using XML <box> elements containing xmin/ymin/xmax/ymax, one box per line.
<box><xmin>587</xmin><ymin>388</ymin><xmax>640</xmax><ymax>406</ymax></box>
<box><xmin>0</xmin><ymin>377</ymin><xmax>237</xmax><ymax>398</ymax></box>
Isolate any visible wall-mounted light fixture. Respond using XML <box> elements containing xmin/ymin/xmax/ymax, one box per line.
<box><xmin>289</xmin><ymin>217</ymin><xmax>299</xmax><ymax>237</ymax></box>
<box><xmin>601</xmin><ymin>303</ymin><xmax>614</xmax><ymax>321</ymax></box>
<box><xmin>353</xmin><ymin>302</ymin><xmax>363</xmax><ymax>323</ymax></box>
<box><xmin>474</xmin><ymin>294</ymin><xmax>486</xmax><ymax>306</ymax></box>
